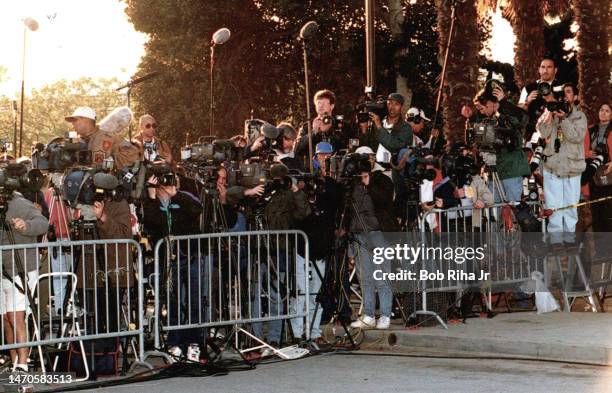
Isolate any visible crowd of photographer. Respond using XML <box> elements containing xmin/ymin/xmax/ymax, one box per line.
<box><xmin>0</xmin><ymin>54</ymin><xmax>609</xmax><ymax>369</ymax></box>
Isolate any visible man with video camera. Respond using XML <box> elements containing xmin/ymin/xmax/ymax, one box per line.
<box><xmin>250</xmin><ymin>163</ymin><xmax>311</xmax><ymax>349</ymax></box>
<box><xmin>0</xmin><ymin>164</ymin><xmax>49</xmax><ymax>374</ymax></box>
<box><xmin>462</xmin><ymin>86</ymin><xmax>530</xmax><ymax>202</ymax></box>
<box><xmin>142</xmin><ymin>165</ymin><xmax>207</xmax><ymax>359</ymax></box>
<box><xmin>65</xmin><ymin>107</ymin><xmax>140</xmax><ymax>171</ymax></box>
<box><xmin>293</xmin><ymin>142</ymin><xmax>343</xmax><ymax>344</ymax></box>
<box><xmin>369</xmin><ymin>93</ymin><xmax>413</xmax><ymax>220</ymax></box>
<box><xmin>536</xmin><ymin>83</ymin><xmax>587</xmax><ymax>245</ymax></box>
<box><xmin>248</xmin><ymin>122</ymin><xmax>305</xmax><ymax>172</ymax></box>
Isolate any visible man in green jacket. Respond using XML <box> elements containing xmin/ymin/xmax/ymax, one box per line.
<box><xmin>369</xmin><ymin>93</ymin><xmax>413</xmax><ymax>217</ymax></box>
<box><xmin>462</xmin><ymin>87</ymin><xmax>530</xmax><ymax>202</ymax></box>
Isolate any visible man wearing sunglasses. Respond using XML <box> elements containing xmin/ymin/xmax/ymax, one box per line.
<box><xmin>133</xmin><ymin>114</ymin><xmax>174</xmax><ymax>165</ymax></box>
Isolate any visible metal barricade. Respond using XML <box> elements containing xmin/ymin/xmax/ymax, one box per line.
<box><xmin>0</xmin><ymin>238</ymin><xmax>147</xmax><ymax>380</ymax></box>
<box><xmin>146</xmin><ymin>230</ymin><xmax>310</xmax><ymax>360</ymax></box>
<box><xmin>409</xmin><ymin>202</ymin><xmax>547</xmax><ymax>327</ymax></box>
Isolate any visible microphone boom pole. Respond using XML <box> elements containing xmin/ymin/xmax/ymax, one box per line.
<box><xmin>209</xmin><ymin>28</ymin><xmax>231</xmax><ymax>136</ymax></box>
<box><xmin>300</xmin><ymin>21</ymin><xmax>318</xmax><ymax>174</ymax></box>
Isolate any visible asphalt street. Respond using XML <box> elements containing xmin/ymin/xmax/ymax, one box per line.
<box><xmin>84</xmin><ymin>351</ymin><xmax>612</xmax><ymax>393</ymax></box>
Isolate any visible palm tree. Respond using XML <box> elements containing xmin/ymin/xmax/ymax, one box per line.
<box><xmin>482</xmin><ymin>0</ymin><xmax>570</xmax><ymax>89</ymax></box>
<box><xmin>435</xmin><ymin>0</ymin><xmax>480</xmax><ymax>144</ymax></box>
<box><xmin>572</xmin><ymin>0</ymin><xmax>611</xmax><ymax>124</ymax></box>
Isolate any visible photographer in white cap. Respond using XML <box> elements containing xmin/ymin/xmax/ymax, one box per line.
<box><xmin>65</xmin><ymin>106</ymin><xmax>118</xmax><ymax>164</ymax></box>
<box><xmin>405</xmin><ymin>107</ymin><xmax>445</xmax><ymax>154</ymax></box>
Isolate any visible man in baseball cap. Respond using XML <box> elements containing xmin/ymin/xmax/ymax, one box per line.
<box><xmin>314</xmin><ymin>142</ymin><xmax>333</xmax><ymax>173</ymax></box>
<box><xmin>355</xmin><ymin>146</ymin><xmax>384</xmax><ymax>172</ymax></box>
<box><xmin>65</xmin><ymin>106</ymin><xmax>96</xmax><ymax>123</ymax></box>
<box><xmin>65</xmin><ymin>106</ymin><xmax>117</xmax><ymax>164</ymax></box>
<box><xmin>405</xmin><ymin>107</ymin><xmax>430</xmax><ymax>147</ymax></box>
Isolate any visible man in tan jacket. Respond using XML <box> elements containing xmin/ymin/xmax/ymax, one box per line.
<box><xmin>132</xmin><ymin>114</ymin><xmax>173</xmax><ymax>165</ymax></box>
<box><xmin>536</xmin><ymin>83</ymin><xmax>587</xmax><ymax>245</ymax></box>
<box><xmin>65</xmin><ymin>107</ymin><xmax>140</xmax><ymax>170</ymax></box>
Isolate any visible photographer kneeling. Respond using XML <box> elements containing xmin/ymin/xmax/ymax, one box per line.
<box><xmin>0</xmin><ymin>164</ymin><xmax>49</xmax><ymax>374</ymax></box>
<box><xmin>536</xmin><ymin>84</ymin><xmax>587</xmax><ymax>245</ymax></box>
<box><xmin>349</xmin><ymin>155</ymin><xmax>398</xmax><ymax>330</ymax></box>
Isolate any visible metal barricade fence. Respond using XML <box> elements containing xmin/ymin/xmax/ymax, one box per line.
<box><xmin>148</xmin><ymin>230</ymin><xmax>310</xmax><ymax>360</ymax></box>
<box><xmin>409</xmin><ymin>202</ymin><xmax>547</xmax><ymax>327</ymax></box>
<box><xmin>0</xmin><ymin>238</ymin><xmax>147</xmax><ymax>379</ymax></box>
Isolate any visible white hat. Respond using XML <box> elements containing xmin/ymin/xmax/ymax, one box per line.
<box><xmin>65</xmin><ymin>107</ymin><xmax>96</xmax><ymax>122</ymax></box>
<box><xmin>406</xmin><ymin>107</ymin><xmax>431</xmax><ymax>122</ymax></box>
<box><xmin>355</xmin><ymin>146</ymin><xmax>375</xmax><ymax>155</ymax></box>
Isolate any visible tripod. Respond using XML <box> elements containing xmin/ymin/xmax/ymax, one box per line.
<box><xmin>481</xmin><ymin>152</ymin><xmax>508</xmax><ymax>204</ymax></box>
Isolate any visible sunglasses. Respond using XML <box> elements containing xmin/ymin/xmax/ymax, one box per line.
<box><xmin>145</xmin><ymin>123</ymin><xmax>157</xmax><ymax>129</ymax></box>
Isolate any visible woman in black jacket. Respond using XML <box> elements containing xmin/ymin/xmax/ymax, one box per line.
<box><xmin>588</xmin><ymin>103</ymin><xmax>612</xmax><ymax>232</ymax></box>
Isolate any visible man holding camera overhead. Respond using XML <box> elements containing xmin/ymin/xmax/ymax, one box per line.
<box><xmin>536</xmin><ymin>83</ymin><xmax>586</xmax><ymax>246</ymax></box>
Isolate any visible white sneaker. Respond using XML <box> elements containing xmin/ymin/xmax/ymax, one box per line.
<box><xmin>168</xmin><ymin>345</ymin><xmax>182</xmax><ymax>362</ymax></box>
<box><xmin>376</xmin><ymin>316</ymin><xmax>391</xmax><ymax>329</ymax></box>
<box><xmin>350</xmin><ymin>315</ymin><xmax>376</xmax><ymax>329</ymax></box>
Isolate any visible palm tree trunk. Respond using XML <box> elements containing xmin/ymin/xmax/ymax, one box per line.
<box><xmin>435</xmin><ymin>0</ymin><xmax>480</xmax><ymax>145</ymax></box>
<box><xmin>388</xmin><ymin>0</ymin><xmax>412</xmax><ymax>109</ymax></box>
<box><xmin>573</xmin><ymin>0</ymin><xmax>610</xmax><ymax>124</ymax></box>
<box><xmin>506</xmin><ymin>1</ymin><xmax>545</xmax><ymax>89</ymax></box>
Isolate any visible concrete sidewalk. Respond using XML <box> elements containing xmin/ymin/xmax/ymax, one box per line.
<box><xmin>363</xmin><ymin>312</ymin><xmax>612</xmax><ymax>365</ymax></box>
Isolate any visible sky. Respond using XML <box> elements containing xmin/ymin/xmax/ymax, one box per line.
<box><xmin>0</xmin><ymin>1</ymin><xmax>515</xmax><ymax>98</ymax></box>
<box><xmin>0</xmin><ymin>0</ymin><xmax>147</xmax><ymax>98</ymax></box>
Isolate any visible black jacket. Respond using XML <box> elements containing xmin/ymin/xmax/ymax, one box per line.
<box><xmin>298</xmin><ymin>176</ymin><xmax>343</xmax><ymax>260</ymax></box>
<box><xmin>349</xmin><ymin>171</ymin><xmax>399</xmax><ymax>233</ymax></box>
<box><xmin>142</xmin><ymin>191</ymin><xmax>202</xmax><ymax>245</ymax></box>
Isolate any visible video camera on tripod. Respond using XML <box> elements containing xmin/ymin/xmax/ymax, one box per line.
<box><xmin>336</xmin><ymin>153</ymin><xmax>372</xmax><ymax>187</ymax></box>
<box><xmin>63</xmin><ymin>170</ymin><xmax>120</xmax><ymax>208</ymax></box>
<box><xmin>467</xmin><ymin>119</ymin><xmax>515</xmax><ymax>153</ymax></box>
<box><xmin>179</xmin><ymin>136</ymin><xmax>238</xmax><ymax>190</ymax></box>
<box><xmin>31</xmin><ymin>132</ymin><xmax>92</xmax><ymax>171</ymax></box>
<box><xmin>0</xmin><ymin>163</ymin><xmax>45</xmax><ymax>206</ymax></box>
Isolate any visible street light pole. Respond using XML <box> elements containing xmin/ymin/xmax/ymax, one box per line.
<box><xmin>18</xmin><ymin>17</ymin><xmax>38</xmax><ymax>158</ymax></box>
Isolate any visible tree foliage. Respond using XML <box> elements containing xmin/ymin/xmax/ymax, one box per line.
<box><xmin>123</xmin><ymin>0</ymin><xmax>443</xmax><ymax>147</ymax></box>
<box><xmin>0</xmin><ymin>78</ymin><xmax>126</xmax><ymax>156</ymax></box>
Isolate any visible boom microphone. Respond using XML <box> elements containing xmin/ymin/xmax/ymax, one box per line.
<box><xmin>23</xmin><ymin>17</ymin><xmax>39</xmax><ymax>31</ymax></box>
<box><xmin>93</xmin><ymin>172</ymin><xmax>118</xmax><ymax>190</ymax></box>
<box><xmin>212</xmin><ymin>28</ymin><xmax>231</xmax><ymax>45</ymax></box>
<box><xmin>299</xmin><ymin>21</ymin><xmax>319</xmax><ymax>40</ymax></box>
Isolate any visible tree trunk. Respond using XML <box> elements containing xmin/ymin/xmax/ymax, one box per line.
<box><xmin>506</xmin><ymin>1</ymin><xmax>545</xmax><ymax>89</ymax></box>
<box><xmin>435</xmin><ymin>0</ymin><xmax>480</xmax><ymax>145</ymax></box>
<box><xmin>388</xmin><ymin>0</ymin><xmax>412</xmax><ymax>109</ymax></box>
<box><xmin>573</xmin><ymin>0</ymin><xmax>610</xmax><ymax>124</ymax></box>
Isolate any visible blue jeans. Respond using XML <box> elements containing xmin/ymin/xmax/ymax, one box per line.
<box><xmin>355</xmin><ymin>231</ymin><xmax>392</xmax><ymax>318</ymax></box>
<box><xmin>290</xmin><ymin>256</ymin><xmax>324</xmax><ymax>340</ymax></box>
<box><xmin>490</xmin><ymin>176</ymin><xmax>524</xmax><ymax>203</ymax></box>
<box><xmin>250</xmin><ymin>261</ymin><xmax>283</xmax><ymax>343</ymax></box>
<box><xmin>543</xmin><ymin>169</ymin><xmax>580</xmax><ymax>244</ymax></box>
<box><xmin>166</xmin><ymin>255</ymin><xmax>211</xmax><ymax>350</ymax></box>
